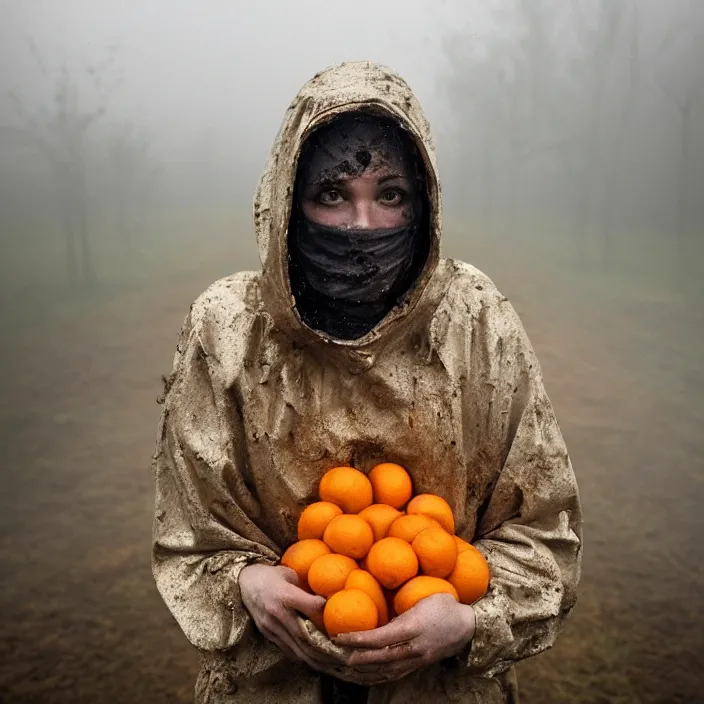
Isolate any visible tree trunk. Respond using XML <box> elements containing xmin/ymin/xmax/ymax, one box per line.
<box><xmin>75</xmin><ymin>194</ymin><xmax>96</xmax><ymax>285</ymax></box>
<box><xmin>482</xmin><ymin>138</ymin><xmax>494</xmax><ymax>237</ymax></box>
<box><xmin>504</xmin><ymin>146</ymin><xmax>520</xmax><ymax>240</ymax></box>
<box><xmin>116</xmin><ymin>181</ymin><xmax>133</xmax><ymax>249</ymax></box>
<box><xmin>601</xmin><ymin>138</ymin><xmax>625</xmax><ymax>268</ymax></box>
<box><xmin>79</xmin><ymin>228</ymin><xmax>95</xmax><ymax>284</ymax></box>
<box><xmin>117</xmin><ymin>200</ymin><xmax>129</xmax><ymax>248</ymax></box>
<box><xmin>60</xmin><ymin>194</ymin><xmax>78</xmax><ymax>287</ymax></box>
<box><xmin>676</xmin><ymin>102</ymin><xmax>692</xmax><ymax>258</ymax></box>
<box><xmin>64</xmin><ymin>221</ymin><xmax>77</xmax><ymax>287</ymax></box>
<box><xmin>576</xmin><ymin>110</ymin><xmax>598</xmax><ymax>246</ymax></box>
<box><xmin>557</xmin><ymin>147</ymin><xmax>577</xmax><ymax>236</ymax></box>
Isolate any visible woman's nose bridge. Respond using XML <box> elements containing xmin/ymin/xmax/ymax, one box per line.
<box><xmin>350</xmin><ymin>197</ymin><xmax>373</xmax><ymax>228</ymax></box>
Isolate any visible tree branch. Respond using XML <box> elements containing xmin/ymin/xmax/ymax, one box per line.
<box><xmin>25</xmin><ymin>35</ymin><xmax>49</xmax><ymax>78</ymax></box>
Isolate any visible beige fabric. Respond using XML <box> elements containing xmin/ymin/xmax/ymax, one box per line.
<box><xmin>151</xmin><ymin>60</ymin><xmax>582</xmax><ymax>704</ymax></box>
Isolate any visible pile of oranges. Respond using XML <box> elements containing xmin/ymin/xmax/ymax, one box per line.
<box><xmin>281</xmin><ymin>463</ymin><xmax>490</xmax><ymax>638</ymax></box>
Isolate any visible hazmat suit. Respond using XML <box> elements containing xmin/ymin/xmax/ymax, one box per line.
<box><xmin>151</xmin><ymin>61</ymin><xmax>583</xmax><ymax>703</ymax></box>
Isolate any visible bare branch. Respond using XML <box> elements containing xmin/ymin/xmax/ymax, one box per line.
<box><xmin>7</xmin><ymin>90</ymin><xmax>29</xmax><ymax>120</ymax></box>
<box><xmin>80</xmin><ymin>105</ymin><xmax>106</xmax><ymax>133</ymax></box>
<box><xmin>651</xmin><ymin>0</ymin><xmax>702</xmax><ymax>115</ymax></box>
<box><xmin>25</xmin><ymin>35</ymin><xmax>49</xmax><ymax>78</ymax></box>
<box><xmin>6</xmin><ymin>91</ymin><xmax>48</xmax><ymax>145</ymax></box>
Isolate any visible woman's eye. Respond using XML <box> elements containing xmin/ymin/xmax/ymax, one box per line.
<box><xmin>380</xmin><ymin>189</ymin><xmax>404</xmax><ymax>205</ymax></box>
<box><xmin>319</xmin><ymin>189</ymin><xmax>343</xmax><ymax>204</ymax></box>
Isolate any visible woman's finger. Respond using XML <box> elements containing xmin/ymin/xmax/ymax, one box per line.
<box><xmin>278</xmin><ymin>566</ymin><xmax>301</xmax><ymax>585</ymax></box>
<box><xmin>284</xmin><ymin>585</ymin><xmax>326</xmax><ymax>623</ymax></box>
<box><xmin>334</xmin><ymin>614</ymin><xmax>419</xmax><ymax>650</ymax></box>
<box><xmin>258</xmin><ymin>619</ymin><xmax>306</xmax><ymax>665</ymax></box>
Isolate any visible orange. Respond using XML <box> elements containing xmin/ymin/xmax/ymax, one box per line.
<box><xmin>298</xmin><ymin>501</ymin><xmax>343</xmax><ymax>540</ymax></box>
<box><xmin>323</xmin><ymin>588</ymin><xmax>379</xmax><ymax>638</ymax></box>
<box><xmin>448</xmin><ymin>546</ymin><xmax>490</xmax><ymax>605</ymax></box>
<box><xmin>412</xmin><ymin>527</ymin><xmax>458</xmax><ymax>578</ymax></box>
<box><xmin>393</xmin><ymin>576</ymin><xmax>459</xmax><ymax>615</ymax></box>
<box><xmin>319</xmin><ymin>466</ymin><xmax>374</xmax><ymax>514</ymax></box>
<box><xmin>345</xmin><ymin>569</ymin><xmax>389</xmax><ymax>626</ymax></box>
<box><xmin>307</xmin><ymin>553</ymin><xmax>358</xmax><ymax>597</ymax></box>
<box><xmin>455</xmin><ymin>536</ymin><xmax>473</xmax><ymax>554</ymax></box>
<box><xmin>369</xmin><ymin>463</ymin><xmax>413</xmax><ymax>509</ymax></box>
<box><xmin>358</xmin><ymin>504</ymin><xmax>402</xmax><ymax>542</ymax></box>
<box><xmin>406</xmin><ymin>494</ymin><xmax>455</xmax><ymax>534</ymax></box>
<box><xmin>323</xmin><ymin>514</ymin><xmax>374</xmax><ymax>560</ymax></box>
<box><xmin>365</xmin><ymin>537</ymin><xmax>418</xmax><ymax>590</ymax></box>
<box><xmin>387</xmin><ymin>514</ymin><xmax>442</xmax><ymax>543</ymax></box>
<box><xmin>280</xmin><ymin>539</ymin><xmax>331</xmax><ymax>589</ymax></box>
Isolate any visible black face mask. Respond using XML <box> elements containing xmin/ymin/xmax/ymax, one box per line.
<box><xmin>289</xmin><ymin>217</ymin><xmax>424</xmax><ymax>340</ymax></box>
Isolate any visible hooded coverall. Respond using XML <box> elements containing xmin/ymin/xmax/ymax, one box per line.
<box><xmin>151</xmin><ymin>60</ymin><xmax>583</xmax><ymax>704</ymax></box>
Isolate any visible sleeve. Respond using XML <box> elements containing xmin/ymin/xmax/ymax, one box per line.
<box><xmin>151</xmin><ymin>305</ymin><xmax>280</xmax><ymax>653</ymax></box>
<box><xmin>463</xmin><ymin>301</ymin><xmax>583</xmax><ymax>677</ymax></box>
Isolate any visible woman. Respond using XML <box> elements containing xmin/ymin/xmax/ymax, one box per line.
<box><xmin>151</xmin><ymin>61</ymin><xmax>582</xmax><ymax>704</ymax></box>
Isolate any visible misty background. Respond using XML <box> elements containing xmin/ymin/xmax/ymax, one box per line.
<box><xmin>2</xmin><ymin>0</ymin><xmax>703</xmax><ymax>294</ymax></box>
<box><xmin>1</xmin><ymin>2</ymin><xmax>702</xmax><ymax>703</ymax></box>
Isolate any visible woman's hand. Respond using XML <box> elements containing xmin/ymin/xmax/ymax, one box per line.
<box><xmin>332</xmin><ymin>594</ymin><xmax>476</xmax><ymax>682</ymax></box>
<box><xmin>239</xmin><ymin>563</ymin><xmax>339</xmax><ymax>671</ymax></box>
<box><xmin>239</xmin><ymin>563</ymin><xmax>417</xmax><ymax>684</ymax></box>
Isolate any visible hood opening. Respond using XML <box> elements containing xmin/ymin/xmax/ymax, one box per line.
<box><xmin>286</xmin><ymin>109</ymin><xmax>432</xmax><ymax>341</ymax></box>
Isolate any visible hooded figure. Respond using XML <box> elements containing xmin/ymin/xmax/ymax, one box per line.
<box><xmin>152</xmin><ymin>62</ymin><xmax>582</xmax><ymax>704</ymax></box>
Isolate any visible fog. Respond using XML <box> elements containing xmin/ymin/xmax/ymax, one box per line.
<box><xmin>2</xmin><ymin>1</ymin><xmax>703</xmax><ymax>290</ymax></box>
<box><xmin>1</xmin><ymin>2</ymin><xmax>703</xmax><ymax>703</ymax></box>
<box><xmin>0</xmin><ymin>0</ymin><xmax>454</xmax><ymax>289</ymax></box>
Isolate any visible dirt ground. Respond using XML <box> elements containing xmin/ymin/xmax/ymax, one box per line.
<box><xmin>1</xmin><ymin>226</ymin><xmax>703</xmax><ymax>703</ymax></box>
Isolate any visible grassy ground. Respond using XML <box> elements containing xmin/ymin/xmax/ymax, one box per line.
<box><xmin>0</xmin><ymin>212</ymin><xmax>702</xmax><ymax>703</ymax></box>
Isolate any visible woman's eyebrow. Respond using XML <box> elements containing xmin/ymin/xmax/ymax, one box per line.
<box><xmin>377</xmin><ymin>173</ymin><xmax>406</xmax><ymax>184</ymax></box>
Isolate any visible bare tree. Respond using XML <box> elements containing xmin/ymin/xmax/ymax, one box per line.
<box><xmin>652</xmin><ymin>0</ymin><xmax>704</xmax><ymax>250</ymax></box>
<box><xmin>2</xmin><ymin>40</ymin><xmax>119</xmax><ymax>287</ymax></box>
<box><xmin>436</xmin><ymin>0</ymin><xmax>703</xmax><ymax>268</ymax></box>
<box><xmin>599</xmin><ymin>0</ymin><xmax>642</xmax><ymax>264</ymax></box>
<box><xmin>570</xmin><ymin>0</ymin><xmax>627</xmax><ymax>252</ymax></box>
<box><xmin>442</xmin><ymin>0</ymin><xmax>576</xmax><ymax>238</ymax></box>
